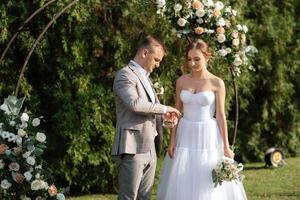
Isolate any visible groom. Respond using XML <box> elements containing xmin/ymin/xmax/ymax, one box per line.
<box><xmin>112</xmin><ymin>35</ymin><xmax>180</xmax><ymax>200</ymax></box>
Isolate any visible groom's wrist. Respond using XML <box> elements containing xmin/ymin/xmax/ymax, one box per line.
<box><xmin>163</xmin><ymin>106</ymin><xmax>167</xmax><ymax>113</ymax></box>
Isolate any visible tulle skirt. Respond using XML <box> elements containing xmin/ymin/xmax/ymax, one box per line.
<box><xmin>157</xmin><ymin>118</ymin><xmax>247</xmax><ymax>200</ymax></box>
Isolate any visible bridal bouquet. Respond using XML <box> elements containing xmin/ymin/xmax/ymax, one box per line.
<box><xmin>162</xmin><ymin>113</ymin><xmax>178</xmax><ymax>128</ymax></box>
<box><xmin>212</xmin><ymin>156</ymin><xmax>244</xmax><ymax>187</ymax></box>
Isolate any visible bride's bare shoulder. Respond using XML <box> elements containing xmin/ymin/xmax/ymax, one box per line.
<box><xmin>207</xmin><ymin>73</ymin><xmax>225</xmax><ymax>88</ymax></box>
<box><xmin>176</xmin><ymin>74</ymin><xmax>190</xmax><ymax>84</ymax></box>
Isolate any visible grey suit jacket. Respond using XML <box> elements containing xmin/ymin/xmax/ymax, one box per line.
<box><xmin>112</xmin><ymin>62</ymin><xmax>164</xmax><ymax>155</ymax></box>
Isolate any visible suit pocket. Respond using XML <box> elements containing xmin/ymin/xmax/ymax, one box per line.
<box><xmin>119</xmin><ymin>128</ymin><xmax>140</xmax><ymax>154</ymax></box>
<box><xmin>121</xmin><ymin>123</ymin><xmax>143</xmax><ymax>131</ymax></box>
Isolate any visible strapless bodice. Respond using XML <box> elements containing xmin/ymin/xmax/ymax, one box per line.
<box><xmin>180</xmin><ymin>90</ymin><xmax>215</xmax><ymax>121</ymax></box>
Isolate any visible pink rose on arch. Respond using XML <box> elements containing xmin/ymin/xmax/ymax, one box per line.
<box><xmin>0</xmin><ymin>144</ymin><xmax>8</xmax><ymax>155</ymax></box>
<box><xmin>9</xmin><ymin>162</ymin><xmax>20</xmax><ymax>171</ymax></box>
<box><xmin>12</xmin><ymin>172</ymin><xmax>25</xmax><ymax>184</ymax></box>
<box><xmin>35</xmin><ymin>196</ymin><xmax>45</xmax><ymax>200</ymax></box>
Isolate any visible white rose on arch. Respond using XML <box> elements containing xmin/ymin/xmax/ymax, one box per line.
<box><xmin>36</xmin><ymin>132</ymin><xmax>46</xmax><ymax>143</ymax></box>
<box><xmin>1</xmin><ymin>179</ymin><xmax>12</xmax><ymax>189</ymax></box>
<box><xmin>24</xmin><ymin>171</ymin><xmax>33</xmax><ymax>181</ymax></box>
<box><xmin>0</xmin><ymin>95</ymin><xmax>66</xmax><ymax>198</ymax></box>
<box><xmin>195</xmin><ymin>9</ymin><xmax>206</xmax><ymax>17</ymax></box>
<box><xmin>218</xmin><ymin>49</ymin><xmax>228</xmax><ymax>57</ymax></box>
<box><xmin>18</xmin><ymin>128</ymin><xmax>26</xmax><ymax>137</ymax></box>
<box><xmin>177</xmin><ymin>18</ymin><xmax>188</xmax><ymax>27</ymax></box>
<box><xmin>156</xmin><ymin>0</ymin><xmax>166</xmax><ymax>8</ymax></box>
<box><xmin>214</xmin><ymin>1</ymin><xmax>224</xmax><ymax>10</ymax></box>
<box><xmin>216</xmin><ymin>18</ymin><xmax>226</xmax><ymax>27</ymax></box>
<box><xmin>57</xmin><ymin>193</ymin><xmax>66</xmax><ymax>200</ymax></box>
<box><xmin>232</xmin><ymin>38</ymin><xmax>240</xmax><ymax>46</ymax></box>
<box><xmin>31</xmin><ymin>179</ymin><xmax>48</xmax><ymax>190</ymax></box>
<box><xmin>20</xmin><ymin>113</ymin><xmax>29</xmax><ymax>122</ymax></box>
<box><xmin>233</xmin><ymin>55</ymin><xmax>243</xmax><ymax>66</ymax></box>
<box><xmin>32</xmin><ymin>118</ymin><xmax>41</xmax><ymax>127</ymax></box>
<box><xmin>26</xmin><ymin>156</ymin><xmax>36</xmax><ymax>166</ymax></box>
<box><xmin>217</xmin><ymin>34</ymin><xmax>226</xmax><ymax>43</ymax></box>
<box><xmin>153</xmin><ymin>82</ymin><xmax>165</xmax><ymax>95</ymax></box>
<box><xmin>174</xmin><ymin>3</ymin><xmax>183</xmax><ymax>12</ymax></box>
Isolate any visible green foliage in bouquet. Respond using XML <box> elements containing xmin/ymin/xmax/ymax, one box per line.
<box><xmin>212</xmin><ymin>156</ymin><xmax>244</xmax><ymax>187</ymax></box>
<box><xmin>0</xmin><ymin>95</ymin><xmax>66</xmax><ymax>199</ymax></box>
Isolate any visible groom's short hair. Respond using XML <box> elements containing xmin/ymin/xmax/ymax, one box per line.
<box><xmin>137</xmin><ymin>35</ymin><xmax>166</xmax><ymax>55</ymax></box>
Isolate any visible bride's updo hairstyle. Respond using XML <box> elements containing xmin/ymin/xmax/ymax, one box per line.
<box><xmin>185</xmin><ymin>39</ymin><xmax>212</xmax><ymax>60</ymax></box>
<box><xmin>180</xmin><ymin>39</ymin><xmax>213</xmax><ymax>73</ymax></box>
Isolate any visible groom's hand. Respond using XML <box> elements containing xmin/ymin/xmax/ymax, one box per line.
<box><xmin>166</xmin><ymin>106</ymin><xmax>181</xmax><ymax>117</ymax></box>
<box><xmin>163</xmin><ymin>112</ymin><xmax>178</xmax><ymax>127</ymax></box>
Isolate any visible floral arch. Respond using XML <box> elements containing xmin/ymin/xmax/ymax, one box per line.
<box><xmin>0</xmin><ymin>1</ymin><xmax>78</xmax><ymax>199</ymax></box>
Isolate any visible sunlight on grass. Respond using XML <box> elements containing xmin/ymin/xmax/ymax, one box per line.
<box><xmin>243</xmin><ymin>157</ymin><xmax>300</xmax><ymax>200</ymax></box>
<box><xmin>67</xmin><ymin>157</ymin><xmax>300</xmax><ymax>200</ymax></box>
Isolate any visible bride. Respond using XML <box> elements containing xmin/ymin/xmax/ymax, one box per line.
<box><xmin>157</xmin><ymin>39</ymin><xmax>247</xmax><ymax>200</ymax></box>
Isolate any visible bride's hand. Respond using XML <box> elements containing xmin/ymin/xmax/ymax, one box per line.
<box><xmin>224</xmin><ymin>147</ymin><xmax>235</xmax><ymax>159</ymax></box>
<box><xmin>167</xmin><ymin>143</ymin><xmax>176</xmax><ymax>159</ymax></box>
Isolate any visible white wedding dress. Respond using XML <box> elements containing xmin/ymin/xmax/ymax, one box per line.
<box><xmin>157</xmin><ymin>90</ymin><xmax>247</xmax><ymax>200</ymax></box>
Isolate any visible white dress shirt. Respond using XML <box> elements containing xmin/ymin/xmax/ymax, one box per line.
<box><xmin>130</xmin><ymin>60</ymin><xmax>167</xmax><ymax>113</ymax></box>
<box><xmin>130</xmin><ymin>60</ymin><xmax>155</xmax><ymax>103</ymax></box>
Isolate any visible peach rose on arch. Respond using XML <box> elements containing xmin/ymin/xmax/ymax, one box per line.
<box><xmin>48</xmin><ymin>184</ymin><xmax>58</xmax><ymax>197</ymax></box>
<box><xmin>213</xmin><ymin>10</ymin><xmax>221</xmax><ymax>17</ymax></box>
<box><xmin>216</xmin><ymin>27</ymin><xmax>225</xmax><ymax>34</ymax></box>
<box><xmin>192</xmin><ymin>0</ymin><xmax>202</xmax><ymax>10</ymax></box>
<box><xmin>194</xmin><ymin>27</ymin><xmax>205</xmax><ymax>35</ymax></box>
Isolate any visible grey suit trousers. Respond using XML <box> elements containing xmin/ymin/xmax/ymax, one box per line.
<box><xmin>116</xmin><ymin>145</ymin><xmax>157</xmax><ymax>200</ymax></box>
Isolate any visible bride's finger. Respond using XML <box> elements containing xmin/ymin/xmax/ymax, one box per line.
<box><xmin>168</xmin><ymin>148</ymin><xmax>175</xmax><ymax>159</ymax></box>
<box><xmin>167</xmin><ymin>149</ymin><xmax>172</xmax><ymax>158</ymax></box>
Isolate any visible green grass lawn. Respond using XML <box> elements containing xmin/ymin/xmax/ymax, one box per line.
<box><xmin>68</xmin><ymin>156</ymin><xmax>300</xmax><ymax>200</ymax></box>
<box><xmin>243</xmin><ymin>156</ymin><xmax>300</xmax><ymax>200</ymax></box>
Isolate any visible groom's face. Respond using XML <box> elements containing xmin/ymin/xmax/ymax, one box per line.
<box><xmin>142</xmin><ymin>45</ymin><xmax>164</xmax><ymax>73</ymax></box>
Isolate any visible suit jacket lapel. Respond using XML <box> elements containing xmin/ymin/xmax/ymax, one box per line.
<box><xmin>128</xmin><ymin>63</ymin><xmax>154</xmax><ymax>102</ymax></box>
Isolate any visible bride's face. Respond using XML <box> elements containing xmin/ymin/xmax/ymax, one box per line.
<box><xmin>187</xmin><ymin>48</ymin><xmax>208</xmax><ymax>72</ymax></box>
